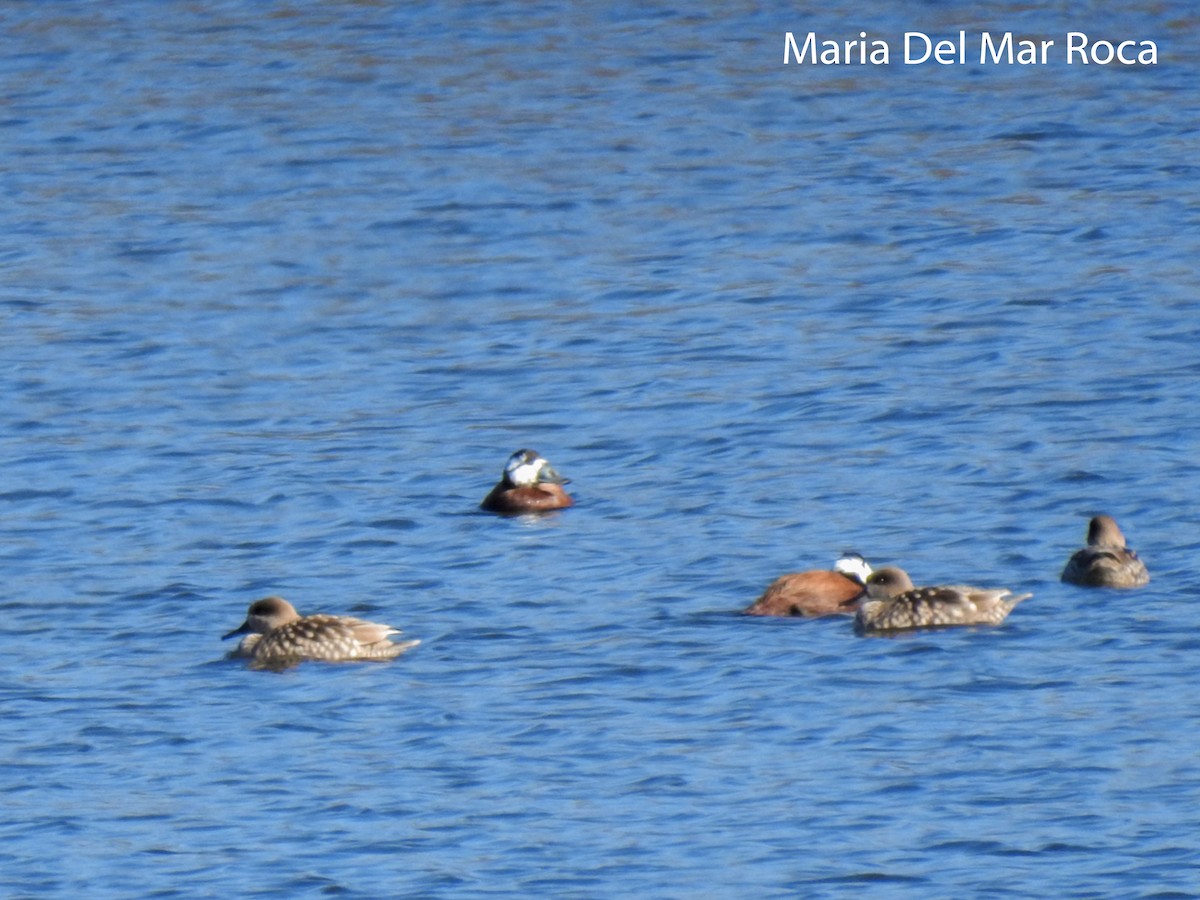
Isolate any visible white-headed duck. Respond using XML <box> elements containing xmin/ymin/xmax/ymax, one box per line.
<box><xmin>480</xmin><ymin>448</ymin><xmax>573</xmax><ymax>514</ymax></box>
<box><xmin>744</xmin><ymin>552</ymin><xmax>872</xmax><ymax>617</ymax></box>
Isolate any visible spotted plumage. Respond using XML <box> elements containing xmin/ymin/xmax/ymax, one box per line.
<box><xmin>223</xmin><ymin>596</ymin><xmax>419</xmax><ymax>668</ymax></box>
<box><xmin>1061</xmin><ymin>514</ymin><xmax>1149</xmax><ymax>588</ymax></box>
<box><xmin>855</xmin><ymin>566</ymin><xmax>1030</xmax><ymax>634</ymax></box>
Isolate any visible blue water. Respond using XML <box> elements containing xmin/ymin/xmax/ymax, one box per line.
<box><xmin>3</xmin><ymin>2</ymin><xmax>1200</xmax><ymax>896</ymax></box>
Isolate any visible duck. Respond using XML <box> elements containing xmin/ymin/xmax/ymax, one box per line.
<box><xmin>480</xmin><ymin>448</ymin><xmax>574</xmax><ymax>514</ymax></box>
<box><xmin>1061</xmin><ymin>514</ymin><xmax>1149</xmax><ymax>588</ymax></box>
<box><xmin>744</xmin><ymin>552</ymin><xmax>873</xmax><ymax>617</ymax></box>
<box><xmin>223</xmin><ymin>596</ymin><xmax>419</xmax><ymax>667</ymax></box>
<box><xmin>855</xmin><ymin>566</ymin><xmax>1031</xmax><ymax>634</ymax></box>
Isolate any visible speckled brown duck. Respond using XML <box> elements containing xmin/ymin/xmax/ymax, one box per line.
<box><xmin>855</xmin><ymin>566</ymin><xmax>1031</xmax><ymax>634</ymax></box>
<box><xmin>1061</xmin><ymin>515</ymin><xmax>1149</xmax><ymax>588</ymax></box>
<box><xmin>223</xmin><ymin>596</ymin><xmax>419</xmax><ymax>667</ymax></box>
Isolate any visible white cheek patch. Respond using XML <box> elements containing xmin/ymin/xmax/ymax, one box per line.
<box><xmin>835</xmin><ymin>554</ymin><xmax>873</xmax><ymax>583</ymax></box>
<box><xmin>507</xmin><ymin>458</ymin><xmax>544</xmax><ymax>487</ymax></box>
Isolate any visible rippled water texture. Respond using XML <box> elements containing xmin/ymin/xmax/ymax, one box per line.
<box><xmin>3</xmin><ymin>2</ymin><xmax>1200</xmax><ymax>897</ymax></box>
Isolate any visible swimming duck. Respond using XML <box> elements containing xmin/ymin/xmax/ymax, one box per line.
<box><xmin>855</xmin><ymin>566</ymin><xmax>1031</xmax><ymax>634</ymax></box>
<box><xmin>744</xmin><ymin>552</ymin><xmax>873</xmax><ymax>617</ymax></box>
<box><xmin>480</xmin><ymin>448</ymin><xmax>574</xmax><ymax>514</ymax></box>
<box><xmin>223</xmin><ymin>596</ymin><xmax>419</xmax><ymax>667</ymax></box>
<box><xmin>1061</xmin><ymin>514</ymin><xmax>1149</xmax><ymax>588</ymax></box>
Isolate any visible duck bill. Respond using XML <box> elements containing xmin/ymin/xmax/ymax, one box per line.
<box><xmin>222</xmin><ymin>621</ymin><xmax>251</xmax><ymax>641</ymax></box>
<box><xmin>539</xmin><ymin>465</ymin><xmax>569</xmax><ymax>485</ymax></box>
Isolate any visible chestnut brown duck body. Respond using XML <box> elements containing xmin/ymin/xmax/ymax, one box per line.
<box><xmin>481</xmin><ymin>448</ymin><xmax>574</xmax><ymax>514</ymax></box>
<box><xmin>744</xmin><ymin>552</ymin><xmax>872</xmax><ymax>618</ymax></box>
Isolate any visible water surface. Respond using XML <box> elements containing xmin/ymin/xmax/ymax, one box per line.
<box><xmin>2</xmin><ymin>2</ymin><xmax>1199</xmax><ymax>897</ymax></box>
